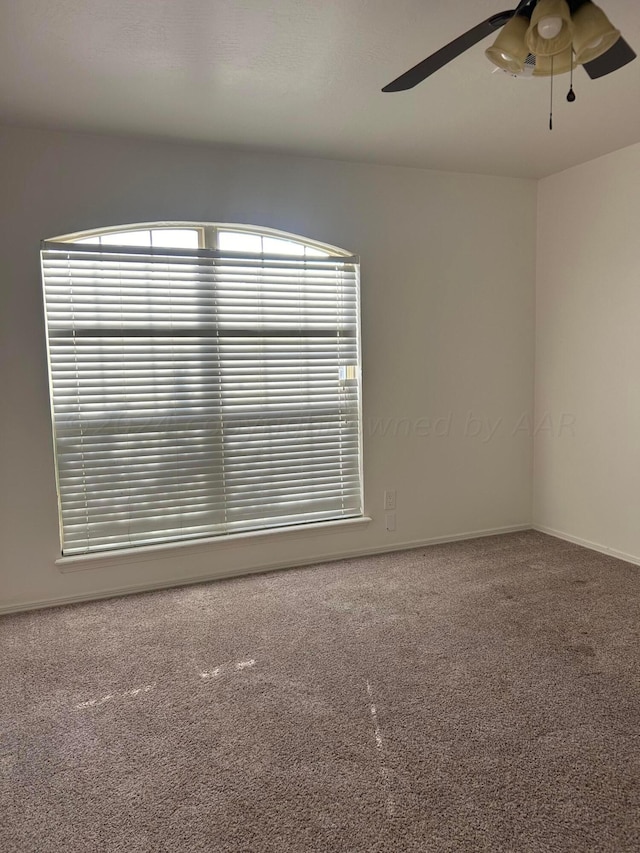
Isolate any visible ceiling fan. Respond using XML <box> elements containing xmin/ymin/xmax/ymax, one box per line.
<box><xmin>382</xmin><ymin>0</ymin><xmax>636</xmax><ymax>92</ymax></box>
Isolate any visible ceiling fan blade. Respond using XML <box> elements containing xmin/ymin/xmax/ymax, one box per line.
<box><xmin>582</xmin><ymin>37</ymin><xmax>637</xmax><ymax>79</ymax></box>
<box><xmin>382</xmin><ymin>10</ymin><xmax>516</xmax><ymax>92</ymax></box>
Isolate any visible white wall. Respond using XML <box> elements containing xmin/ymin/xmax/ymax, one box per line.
<box><xmin>0</xmin><ymin>124</ymin><xmax>536</xmax><ymax>612</ymax></box>
<box><xmin>535</xmin><ymin>142</ymin><xmax>640</xmax><ymax>563</ymax></box>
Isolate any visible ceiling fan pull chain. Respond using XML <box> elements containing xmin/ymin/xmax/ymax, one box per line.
<box><xmin>567</xmin><ymin>48</ymin><xmax>576</xmax><ymax>102</ymax></box>
<box><xmin>549</xmin><ymin>55</ymin><xmax>554</xmax><ymax>130</ymax></box>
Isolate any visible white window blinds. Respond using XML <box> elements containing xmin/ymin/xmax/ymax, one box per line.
<box><xmin>41</xmin><ymin>239</ymin><xmax>362</xmax><ymax>555</ymax></box>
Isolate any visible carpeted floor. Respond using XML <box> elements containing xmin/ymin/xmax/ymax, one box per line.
<box><xmin>2</xmin><ymin>531</ymin><xmax>640</xmax><ymax>852</ymax></box>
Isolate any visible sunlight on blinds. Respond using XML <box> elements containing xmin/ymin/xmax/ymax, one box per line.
<box><xmin>41</xmin><ymin>228</ymin><xmax>362</xmax><ymax>555</ymax></box>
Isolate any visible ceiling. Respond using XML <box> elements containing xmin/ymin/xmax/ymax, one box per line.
<box><xmin>1</xmin><ymin>0</ymin><xmax>639</xmax><ymax>179</ymax></box>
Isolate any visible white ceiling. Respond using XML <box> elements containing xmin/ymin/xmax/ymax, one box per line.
<box><xmin>1</xmin><ymin>0</ymin><xmax>639</xmax><ymax>178</ymax></box>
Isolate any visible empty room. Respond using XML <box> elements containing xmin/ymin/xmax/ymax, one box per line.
<box><xmin>1</xmin><ymin>1</ymin><xmax>639</xmax><ymax>850</ymax></box>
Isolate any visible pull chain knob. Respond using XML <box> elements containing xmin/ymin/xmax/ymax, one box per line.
<box><xmin>567</xmin><ymin>50</ymin><xmax>576</xmax><ymax>102</ymax></box>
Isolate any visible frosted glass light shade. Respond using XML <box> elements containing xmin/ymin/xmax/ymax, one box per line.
<box><xmin>485</xmin><ymin>15</ymin><xmax>530</xmax><ymax>73</ymax></box>
<box><xmin>532</xmin><ymin>47</ymin><xmax>576</xmax><ymax>76</ymax></box>
<box><xmin>572</xmin><ymin>2</ymin><xmax>620</xmax><ymax>65</ymax></box>
<box><xmin>526</xmin><ymin>0</ymin><xmax>573</xmax><ymax>56</ymax></box>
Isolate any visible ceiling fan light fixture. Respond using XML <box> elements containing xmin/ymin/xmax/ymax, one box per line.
<box><xmin>485</xmin><ymin>14</ymin><xmax>530</xmax><ymax>73</ymax></box>
<box><xmin>526</xmin><ymin>0</ymin><xmax>573</xmax><ymax>56</ymax></box>
<box><xmin>532</xmin><ymin>46</ymin><xmax>576</xmax><ymax>76</ymax></box>
<box><xmin>382</xmin><ymin>3</ymin><xmax>635</xmax><ymax>93</ymax></box>
<box><xmin>572</xmin><ymin>1</ymin><xmax>621</xmax><ymax>65</ymax></box>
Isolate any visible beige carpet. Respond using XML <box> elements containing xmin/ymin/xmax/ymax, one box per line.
<box><xmin>2</xmin><ymin>531</ymin><xmax>640</xmax><ymax>852</ymax></box>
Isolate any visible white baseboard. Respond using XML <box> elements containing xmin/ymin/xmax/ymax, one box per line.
<box><xmin>533</xmin><ymin>524</ymin><xmax>640</xmax><ymax>569</ymax></box>
<box><xmin>0</xmin><ymin>523</ymin><xmax>531</xmax><ymax>615</ymax></box>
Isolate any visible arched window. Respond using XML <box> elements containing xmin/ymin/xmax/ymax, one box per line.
<box><xmin>41</xmin><ymin>223</ymin><xmax>362</xmax><ymax>555</ymax></box>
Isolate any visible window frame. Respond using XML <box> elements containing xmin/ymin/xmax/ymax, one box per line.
<box><xmin>42</xmin><ymin>222</ymin><xmax>365</xmax><ymax>562</ymax></box>
<box><xmin>60</xmin><ymin>222</ymin><xmax>348</xmax><ymax>258</ymax></box>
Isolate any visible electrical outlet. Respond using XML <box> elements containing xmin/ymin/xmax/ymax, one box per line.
<box><xmin>384</xmin><ymin>490</ymin><xmax>396</xmax><ymax>511</ymax></box>
<box><xmin>385</xmin><ymin>512</ymin><xmax>396</xmax><ymax>532</ymax></box>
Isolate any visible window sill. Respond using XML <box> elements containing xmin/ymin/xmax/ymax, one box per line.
<box><xmin>56</xmin><ymin>516</ymin><xmax>372</xmax><ymax>573</ymax></box>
